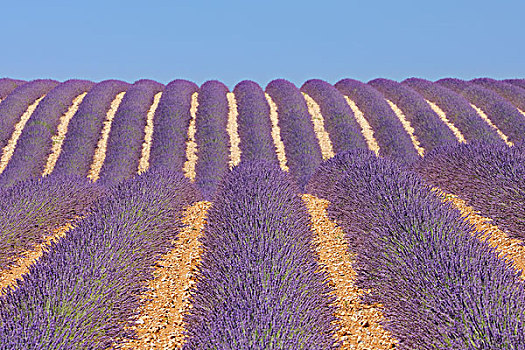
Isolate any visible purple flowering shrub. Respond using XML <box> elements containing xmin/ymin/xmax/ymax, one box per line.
<box><xmin>0</xmin><ymin>78</ymin><xmax>25</xmax><ymax>100</ymax></box>
<box><xmin>472</xmin><ymin>78</ymin><xmax>525</xmax><ymax>112</ymax></box>
<box><xmin>300</xmin><ymin>79</ymin><xmax>368</xmax><ymax>154</ymax></box>
<box><xmin>53</xmin><ymin>80</ymin><xmax>130</xmax><ymax>177</ymax></box>
<box><xmin>265</xmin><ymin>79</ymin><xmax>323</xmax><ymax>191</ymax></box>
<box><xmin>184</xmin><ymin>161</ymin><xmax>337</xmax><ymax>349</ymax></box>
<box><xmin>0</xmin><ymin>168</ymin><xmax>200</xmax><ymax>349</ymax></box>
<box><xmin>307</xmin><ymin>150</ymin><xmax>525</xmax><ymax>349</ymax></box>
<box><xmin>503</xmin><ymin>79</ymin><xmax>525</xmax><ymax>90</ymax></box>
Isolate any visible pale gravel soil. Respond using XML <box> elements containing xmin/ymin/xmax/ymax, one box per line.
<box><xmin>226</xmin><ymin>92</ymin><xmax>241</xmax><ymax>169</ymax></box>
<box><xmin>42</xmin><ymin>92</ymin><xmax>88</xmax><ymax>176</ymax></box>
<box><xmin>469</xmin><ymin>103</ymin><xmax>513</xmax><ymax>146</ymax></box>
<box><xmin>302</xmin><ymin>93</ymin><xmax>335</xmax><ymax>160</ymax></box>
<box><xmin>183</xmin><ymin>92</ymin><xmax>198</xmax><ymax>181</ymax></box>
<box><xmin>386</xmin><ymin>99</ymin><xmax>424</xmax><ymax>157</ymax></box>
<box><xmin>0</xmin><ymin>95</ymin><xmax>46</xmax><ymax>174</ymax></box>
<box><xmin>138</xmin><ymin>92</ymin><xmax>163</xmax><ymax>174</ymax></box>
<box><xmin>303</xmin><ymin>194</ymin><xmax>398</xmax><ymax>349</ymax></box>
<box><xmin>343</xmin><ymin>96</ymin><xmax>380</xmax><ymax>156</ymax></box>
<box><xmin>117</xmin><ymin>201</ymin><xmax>211</xmax><ymax>350</ymax></box>
<box><xmin>519</xmin><ymin>108</ymin><xmax>525</xmax><ymax>118</ymax></box>
<box><xmin>425</xmin><ymin>100</ymin><xmax>466</xmax><ymax>143</ymax></box>
<box><xmin>265</xmin><ymin>92</ymin><xmax>289</xmax><ymax>171</ymax></box>
<box><xmin>87</xmin><ymin>91</ymin><xmax>126</xmax><ymax>182</ymax></box>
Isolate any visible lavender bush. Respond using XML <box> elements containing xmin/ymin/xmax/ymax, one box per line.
<box><xmin>300</xmin><ymin>79</ymin><xmax>367</xmax><ymax>154</ymax></box>
<box><xmin>503</xmin><ymin>79</ymin><xmax>525</xmax><ymax>90</ymax></box>
<box><xmin>233</xmin><ymin>80</ymin><xmax>279</xmax><ymax>165</ymax></box>
<box><xmin>98</xmin><ymin>79</ymin><xmax>164</xmax><ymax>185</ymax></box>
<box><xmin>184</xmin><ymin>161</ymin><xmax>337</xmax><ymax>349</ymax></box>
<box><xmin>265</xmin><ymin>79</ymin><xmax>323</xmax><ymax>191</ymax></box>
<box><xmin>0</xmin><ymin>78</ymin><xmax>25</xmax><ymax>100</ymax></box>
<box><xmin>307</xmin><ymin>150</ymin><xmax>525</xmax><ymax>349</ymax></box>
<box><xmin>53</xmin><ymin>80</ymin><xmax>130</xmax><ymax>177</ymax></box>
<box><xmin>471</xmin><ymin>78</ymin><xmax>525</xmax><ymax>112</ymax></box>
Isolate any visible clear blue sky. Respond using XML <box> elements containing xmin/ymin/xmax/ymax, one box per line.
<box><xmin>1</xmin><ymin>0</ymin><xmax>523</xmax><ymax>88</ymax></box>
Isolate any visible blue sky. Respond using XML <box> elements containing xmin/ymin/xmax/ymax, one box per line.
<box><xmin>1</xmin><ymin>0</ymin><xmax>523</xmax><ymax>88</ymax></box>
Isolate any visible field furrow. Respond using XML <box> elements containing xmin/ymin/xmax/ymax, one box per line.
<box><xmin>343</xmin><ymin>95</ymin><xmax>380</xmax><ymax>155</ymax></box>
<box><xmin>385</xmin><ymin>99</ymin><xmax>424</xmax><ymax>156</ymax></box>
<box><xmin>303</xmin><ymin>92</ymin><xmax>335</xmax><ymax>160</ymax></box>
<box><xmin>183</xmin><ymin>92</ymin><xmax>199</xmax><ymax>180</ymax></box>
<box><xmin>472</xmin><ymin>78</ymin><xmax>525</xmax><ymax>114</ymax></box>
<box><xmin>226</xmin><ymin>92</ymin><xmax>241</xmax><ymax>168</ymax></box>
<box><xmin>469</xmin><ymin>102</ymin><xmax>513</xmax><ymax>146</ymax></box>
<box><xmin>425</xmin><ymin>99</ymin><xmax>466</xmax><ymax>143</ymax></box>
<box><xmin>138</xmin><ymin>91</ymin><xmax>162</xmax><ymax>174</ymax></box>
<box><xmin>265</xmin><ymin>92</ymin><xmax>289</xmax><ymax>171</ymax></box>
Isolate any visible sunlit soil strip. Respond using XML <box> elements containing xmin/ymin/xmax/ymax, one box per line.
<box><xmin>226</xmin><ymin>92</ymin><xmax>241</xmax><ymax>169</ymax></box>
<box><xmin>425</xmin><ymin>99</ymin><xmax>466</xmax><ymax>143</ymax></box>
<box><xmin>138</xmin><ymin>92</ymin><xmax>162</xmax><ymax>174</ymax></box>
<box><xmin>118</xmin><ymin>201</ymin><xmax>212</xmax><ymax>349</ymax></box>
<box><xmin>302</xmin><ymin>93</ymin><xmax>335</xmax><ymax>160</ymax></box>
<box><xmin>0</xmin><ymin>222</ymin><xmax>75</xmax><ymax>296</ymax></box>
<box><xmin>436</xmin><ymin>190</ymin><xmax>525</xmax><ymax>279</ymax></box>
<box><xmin>265</xmin><ymin>93</ymin><xmax>289</xmax><ymax>171</ymax></box>
<box><xmin>470</xmin><ymin>103</ymin><xmax>513</xmax><ymax>146</ymax></box>
<box><xmin>87</xmin><ymin>91</ymin><xmax>126</xmax><ymax>182</ymax></box>
<box><xmin>42</xmin><ymin>92</ymin><xmax>88</xmax><ymax>176</ymax></box>
<box><xmin>302</xmin><ymin>194</ymin><xmax>398</xmax><ymax>349</ymax></box>
<box><xmin>0</xmin><ymin>95</ymin><xmax>45</xmax><ymax>174</ymax></box>
<box><xmin>183</xmin><ymin>92</ymin><xmax>199</xmax><ymax>181</ymax></box>
<box><xmin>386</xmin><ymin>99</ymin><xmax>425</xmax><ymax>157</ymax></box>
<box><xmin>518</xmin><ymin>108</ymin><xmax>525</xmax><ymax>118</ymax></box>
<box><xmin>343</xmin><ymin>96</ymin><xmax>380</xmax><ymax>156</ymax></box>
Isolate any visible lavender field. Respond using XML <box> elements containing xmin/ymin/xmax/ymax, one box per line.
<box><xmin>0</xmin><ymin>77</ymin><xmax>525</xmax><ymax>349</ymax></box>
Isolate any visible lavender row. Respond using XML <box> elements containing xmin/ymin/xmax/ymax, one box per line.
<box><xmin>194</xmin><ymin>80</ymin><xmax>230</xmax><ymax>200</ymax></box>
<box><xmin>504</xmin><ymin>79</ymin><xmax>525</xmax><ymax>90</ymax></box>
<box><xmin>184</xmin><ymin>161</ymin><xmax>337</xmax><ymax>349</ymax></box>
<box><xmin>471</xmin><ymin>78</ymin><xmax>525</xmax><ymax>112</ymax></box>
<box><xmin>0</xmin><ymin>168</ymin><xmax>200</xmax><ymax>349</ymax></box>
<box><xmin>416</xmin><ymin>141</ymin><xmax>525</xmax><ymax>241</ymax></box>
<box><xmin>437</xmin><ymin>78</ymin><xmax>525</xmax><ymax>144</ymax></box>
<box><xmin>265</xmin><ymin>79</ymin><xmax>323</xmax><ymax>191</ymax></box>
<box><xmin>0</xmin><ymin>79</ymin><xmax>58</xmax><ymax>151</ymax></box>
<box><xmin>53</xmin><ymin>80</ymin><xmax>130</xmax><ymax>177</ymax></box>
<box><xmin>0</xmin><ymin>174</ymin><xmax>105</xmax><ymax>272</ymax></box>
<box><xmin>0</xmin><ymin>78</ymin><xmax>25</xmax><ymax>100</ymax></box>
<box><xmin>368</xmin><ymin>78</ymin><xmax>458</xmax><ymax>153</ymax></box>
<box><xmin>307</xmin><ymin>150</ymin><xmax>525</xmax><ymax>349</ymax></box>
<box><xmin>98</xmin><ymin>79</ymin><xmax>164</xmax><ymax>185</ymax></box>
<box><xmin>0</xmin><ymin>80</ymin><xmax>94</xmax><ymax>187</ymax></box>
<box><xmin>233</xmin><ymin>80</ymin><xmax>279</xmax><ymax>165</ymax></box>
<box><xmin>335</xmin><ymin>79</ymin><xmax>419</xmax><ymax>164</ymax></box>
<box><xmin>402</xmin><ymin>78</ymin><xmax>502</xmax><ymax>144</ymax></box>
<box><xmin>300</xmin><ymin>79</ymin><xmax>368</xmax><ymax>154</ymax></box>
<box><xmin>149</xmin><ymin>79</ymin><xmax>198</xmax><ymax>172</ymax></box>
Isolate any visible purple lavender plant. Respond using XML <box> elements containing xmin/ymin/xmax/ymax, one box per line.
<box><xmin>265</xmin><ymin>79</ymin><xmax>323</xmax><ymax>191</ymax></box>
<box><xmin>233</xmin><ymin>80</ymin><xmax>279</xmax><ymax>165</ymax></box>
<box><xmin>300</xmin><ymin>79</ymin><xmax>367</xmax><ymax>154</ymax></box>
<box><xmin>368</xmin><ymin>78</ymin><xmax>458</xmax><ymax>153</ymax></box>
<box><xmin>184</xmin><ymin>161</ymin><xmax>337</xmax><ymax>349</ymax></box>
<box><xmin>194</xmin><ymin>80</ymin><xmax>230</xmax><ymax>200</ymax></box>
<box><xmin>53</xmin><ymin>80</ymin><xmax>130</xmax><ymax>177</ymax></box>
<box><xmin>402</xmin><ymin>78</ymin><xmax>502</xmax><ymax>144</ymax></box>
<box><xmin>98</xmin><ymin>79</ymin><xmax>164</xmax><ymax>186</ymax></box>
<box><xmin>503</xmin><ymin>79</ymin><xmax>525</xmax><ymax>90</ymax></box>
<box><xmin>471</xmin><ymin>78</ymin><xmax>525</xmax><ymax>112</ymax></box>
<box><xmin>0</xmin><ymin>168</ymin><xmax>200</xmax><ymax>349</ymax></box>
<box><xmin>0</xmin><ymin>80</ymin><xmax>94</xmax><ymax>187</ymax></box>
<box><xmin>307</xmin><ymin>150</ymin><xmax>525</xmax><ymax>349</ymax></box>
<box><xmin>437</xmin><ymin>78</ymin><xmax>525</xmax><ymax>144</ymax></box>
<box><xmin>148</xmin><ymin>79</ymin><xmax>198</xmax><ymax>172</ymax></box>
<box><xmin>0</xmin><ymin>78</ymin><xmax>25</xmax><ymax>100</ymax></box>
<box><xmin>334</xmin><ymin>79</ymin><xmax>419</xmax><ymax>164</ymax></box>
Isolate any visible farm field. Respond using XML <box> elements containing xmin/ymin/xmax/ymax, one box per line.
<box><xmin>0</xmin><ymin>77</ymin><xmax>524</xmax><ymax>349</ymax></box>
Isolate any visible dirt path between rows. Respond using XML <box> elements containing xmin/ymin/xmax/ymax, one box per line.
<box><xmin>226</xmin><ymin>92</ymin><xmax>241</xmax><ymax>169</ymax></box>
<box><xmin>138</xmin><ymin>92</ymin><xmax>163</xmax><ymax>174</ymax></box>
<box><xmin>303</xmin><ymin>92</ymin><xmax>335</xmax><ymax>160</ymax></box>
<box><xmin>265</xmin><ymin>93</ymin><xmax>289</xmax><ymax>171</ymax></box>
<box><xmin>425</xmin><ymin>99</ymin><xmax>466</xmax><ymax>143</ymax></box>
<box><xmin>386</xmin><ymin>99</ymin><xmax>424</xmax><ymax>157</ymax></box>
<box><xmin>183</xmin><ymin>92</ymin><xmax>199</xmax><ymax>181</ymax></box>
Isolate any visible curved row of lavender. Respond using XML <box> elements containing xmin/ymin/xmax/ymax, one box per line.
<box><xmin>53</xmin><ymin>80</ymin><xmax>130</xmax><ymax>177</ymax></box>
<box><xmin>335</xmin><ymin>79</ymin><xmax>419</xmax><ymax>164</ymax></box>
<box><xmin>0</xmin><ymin>79</ymin><xmax>58</xmax><ymax>152</ymax></box>
<box><xmin>437</xmin><ymin>78</ymin><xmax>525</xmax><ymax>144</ymax></box>
<box><xmin>98</xmin><ymin>79</ymin><xmax>164</xmax><ymax>185</ymax></box>
<box><xmin>184</xmin><ymin>161</ymin><xmax>337</xmax><ymax>349</ymax></box>
<box><xmin>0</xmin><ymin>174</ymin><xmax>105</xmax><ymax>273</ymax></box>
<box><xmin>416</xmin><ymin>141</ymin><xmax>525</xmax><ymax>241</ymax></box>
<box><xmin>300</xmin><ymin>79</ymin><xmax>368</xmax><ymax>154</ymax></box>
<box><xmin>402</xmin><ymin>78</ymin><xmax>502</xmax><ymax>144</ymax></box>
<box><xmin>504</xmin><ymin>79</ymin><xmax>525</xmax><ymax>90</ymax></box>
<box><xmin>472</xmin><ymin>78</ymin><xmax>525</xmax><ymax>112</ymax></box>
<box><xmin>0</xmin><ymin>169</ymin><xmax>200</xmax><ymax>349</ymax></box>
<box><xmin>149</xmin><ymin>79</ymin><xmax>198</xmax><ymax>172</ymax></box>
<box><xmin>233</xmin><ymin>80</ymin><xmax>279</xmax><ymax>165</ymax></box>
<box><xmin>194</xmin><ymin>80</ymin><xmax>230</xmax><ymax>200</ymax></box>
<box><xmin>265</xmin><ymin>79</ymin><xmax>323</xmax><ymax>191</ymax></box>
<box><xmin>0</xmin><ymin>78</ymin><xmax>25</xmax><ymax>100</ymax></box>
<box><xmin>0</xmin><ymin>80</ymin><xmax>94</xmax><ymax>187</ymax></box>
<box><xmin>369</xmin><ymin>78</ymin><xmax>458</xmax><ymax>153</ymax></box>
<box><xmin>307</xmin><ymin>150</ymin><xmax>525</xmax><ymax>349</ymax></box>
